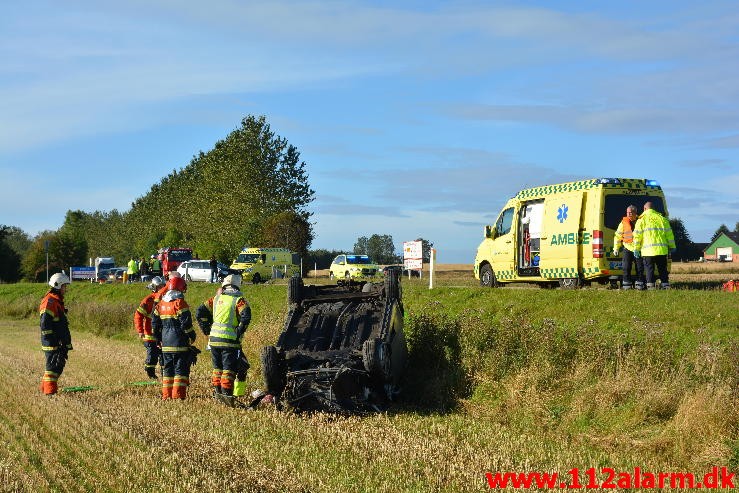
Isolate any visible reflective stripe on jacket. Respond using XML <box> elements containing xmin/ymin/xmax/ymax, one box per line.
<box><xmin>209</xmin><ymin>290</ymin><xmax>251</xmax><ymax>349</ymax></box>
<box><xmin>633</xmin><ymin>209</ymin><xmax>675</xmax><ymax>256</ymax></box>
<box><xmin>134</xmin><ymin>291</ymin><xmax>160</xmax><ymax>341</ymax></box>
<box><xmin>39</xmin><ymin>290</ymin><xmax>72</xmax><ymax>351</ymax></box>
<box><xmin>152</xmin><ymin>290</ymin><xmax>195</xmax><ymax>353</ymax></box>
<box><xmin>614</xmin><ymin>217</ymin><xmax>636</xmax><ymax>252</ymax></box>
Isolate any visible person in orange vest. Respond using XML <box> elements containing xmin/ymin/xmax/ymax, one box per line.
<box><xmin>39</xmin><ymin>273</ymin><xmax>73</xmax><ymax>395</ymax></box>
<box><xmin>152</xmin><ymin>276</ymin><xmax>196</xmax><ymax>400</ymax></box>
<box><xmin>613</xmin><ymin>205</ymin><xmax>645</xmax><ymax>290</ymax></box>
<box><xmin>134</xmin><ymin>276</ymin><xmax>166</xmax><ymax>379</ymax></box>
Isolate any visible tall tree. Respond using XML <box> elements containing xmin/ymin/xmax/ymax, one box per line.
<box><xmin>355</xmin><ymin>234</ymin><xmax>399</xmax><ymax>264</ymax></box>
<box><xmin>734</xmin><ymin>222</ymin><xmax>739</xmax><ymax>233</ymax></box>
<box><xmin>0</xmin><ymin>226</ymin><xmax>22</xmax><ymax>282</ymax></box>
<box><xmin>353</xmin><ymin>236</ymin><xmax>369</xmax><ymax>255</ymax></box>
<box><xmin>261</xmin><ymin>211</ymin><xmax>313</xmax><ymax>257</ymax></box>
<box><xmin>22</xmin><ymin>231</ymin><xmax>56</xmax><ymax>281</ymax></box>
<box><xmin>711</xmin><ymin>224</ymin><xmax>731</xmax><ymax>242</ymax></box>
<box><xmin>669</xmin><ymin>218</ymin><xmax>698</xmax><ymax>262</ymax></box>
<box><xmin>415</xmin><ymin>238</ymin><xmax>435</xmax><ymax>263</ymax></box>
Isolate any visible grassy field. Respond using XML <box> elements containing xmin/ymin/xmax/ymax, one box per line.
<box><xmin>0</xmin><ymin>269</ymin><xmax>736</xmax><ymax>492</ymax></box>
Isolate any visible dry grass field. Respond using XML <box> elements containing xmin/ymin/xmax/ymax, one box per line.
<box><xmin>0</xmin><ymin>271</ymin><xmax>736</xmax><ymax>492</ymax></box>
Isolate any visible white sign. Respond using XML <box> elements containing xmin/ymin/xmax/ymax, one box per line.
<box><xmin>404</xmin><ymin>258</ymin><xmax>423</xmax><ymax>270</ymax></box>
<box><xmin>403</xmin><ymin>240</ymin><xmax>423</xmax><ymax>270</ymax></box>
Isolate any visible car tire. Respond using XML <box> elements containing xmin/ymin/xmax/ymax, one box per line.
<box><xmin>345</xmin><ymin>272</ymin><xmax>351</xmax><ymax>281</ymax></box>
<box><xmin>261</xmin><ymin>345</ymin><xmax>285</xmax><ymax>395</ymax></box>
<box><xmin>384</xmin><ymin>271</ymin><xmax>399</xmax><ymax>300</ymax></box>
<box><xmin>288</xmin><ymin>276</ymin><xmax>303</xmax><ymax>305</ymax></box>
<box><xmin>480</xmin><ymin>264</ymin><xmax>499</xmax><ymax>287</ymax></box>
<box><xmin>329</xmin><ymin>271</ymin><xmax>334</xmax><ymax>280</ymax></box>
<box><xmin>185</xmin><ymin>274</ymin><xmax>192</xmax><ymax>282</ymax></box>
<box><xmin>363</xmin><ymin>338</ymin><xmax>391</xmax><ymax>382</ymax></box>
<box><xmin>252</xmin><ymin>273</ymin><xmax>261</xmax><ymax>284</ymax></box>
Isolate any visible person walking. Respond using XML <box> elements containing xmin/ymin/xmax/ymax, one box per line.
<box><xmin>152</xmin><ymin>276</ymin><xmax>196</xmax><ymax>400</ymax></box>
<box><xmin>633</xmin><ymin>202</ymin><xmax>676</xmax><ymax>290</ymax></box>
<box><xmin>134</xmin><ymin>276</ymin><xmax>166</xmax><ymax>379</ymax></box>
<box><xmin>195</xmin><ymin>274</ymin><xmax>251</xmax><ymax>406</ymax></box>
<box><xmin>39</xmin><ymin>273</ymin><xmax>73</xmax><ymax>395</ymax></box>
<box><xmin>209</xmin><ymin>255</ymin><xmax>218</xmax><ymax>283</ymax></box>
<box><xmin>612</xmin><ymin>205</ymin><xmax>645</xmax><ymax>290</ymax></box>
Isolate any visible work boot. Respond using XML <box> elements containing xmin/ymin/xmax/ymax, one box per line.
<box><xmin>146</xmin><ymin>367</ymin><xmax>158</xmax><ymax>379</ymax></box>
<box><xmin>221</xmin><ymin>395</ymin><xmax>235</xmax><ymax>408</ymax></box>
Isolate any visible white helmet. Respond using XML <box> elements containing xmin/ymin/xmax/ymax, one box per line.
<box><xmin>222</xmin><ymin>274</ymin><xmax>242</xmax><ymax>289</ymax></box>
<box><xmin>147</xmin><ymin>276</ymin><xmax>165</xmax><ymax>292</ymax></box>
<box><xmin>49</xmin><ymin>272</ymin><xmax>71</xmax><ymax>289</ymax></box>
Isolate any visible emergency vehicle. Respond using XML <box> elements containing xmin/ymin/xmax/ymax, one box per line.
<box><xmin>157</xmin><ymin>247</ymin><xmax>193</xmax><ymax>275</ymax></box>
<box><xmin>474</xmin><ymin>178</ymin><xmax>670</xmax><ymax>288</ymax></box>
<box><xmin>230</xmin><ymin>247</ymin><xmax>301</xmax><ymax>283</ymax></box>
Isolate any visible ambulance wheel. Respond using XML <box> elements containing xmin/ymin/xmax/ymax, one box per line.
<box><xmin>252</xmin><ymin>273</ymin><xmax>261</xmax><ymax>284</ymax></box>
<box><xmin>558</xmin><ymin>277</ymin><xmax>580</xmax><ymax>289</ymax></box>
<box><xmin>329</xmin><ymin>271</ymin><xmax>335</xmax><ymax>280</ymax></box>
<box><xmin>480</xmin><ymin>264</ymin><xmax>500</xmax><ymax>288</ymax></box>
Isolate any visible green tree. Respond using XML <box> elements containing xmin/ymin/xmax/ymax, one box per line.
<box><xmin>711</xmin><ymin>224</ymin><xmax>731</xmax><ymax>242</ymax></box>
<box><xmin>0</xmin><ymin>226</ymin><xmax>23</xmax><ymax>282</ymax></box>
<box><xmin>669</xmin><ymin>218</ymin><xmax>699</xmax><ymax>261</ymax></box>
<box><xmin>735</xmin><ymin>222</ymin><xmax>739</xmax><ymax>233</ymax></box>
<box><xmin>261</xmin><ymin>211</ymin><xmax>313</xmax><ymax>257</ymax></box>
<box><xmin>415</xmin><ymin>238</ymin><xmax>435</xmax><ymax>263</ymax></box>
<box><xmin>355</xmin><ymin>234</ymin><xmax>399</xmax><ymax>264</ymax></box>
<box><xmin>22</xmin><ymin>231</ymin><xmax>56</xmax><ymax>281</ymax></box>
<box><xmin>307</xmin><ymin>249</ymin><xmax>344</xmax><ymax>269</ymax></box>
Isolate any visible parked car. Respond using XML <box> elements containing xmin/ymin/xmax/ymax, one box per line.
<box><xmin>329</xmin><ymin>254</ymin><xmax>380</xmax><ymax>283</ymax></box>
<box><xmin>177</xmin><ymin>260</ymin><xmax>234</xmax><ymax>282</ymax></box>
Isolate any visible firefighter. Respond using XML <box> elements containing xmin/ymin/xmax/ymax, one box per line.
<box><xmin>612</xmin><ymin>205</ymin><xmax>645</xmax><ymax>290</ymax></box>
<box><xmin>39</xmin><ymin>273</ymin><xmax>73</xmax><ymax>395</ymax></box>
<box><xmin>134</xmin><ymin>276</ymin><xmax>166</xmax><ymax>379</ymax></box>
<box><xmin>195</xmin><ymin>274</ymin><xmax>251</xmax><ymax>407</ymax></box>
<box><xmin>152</xmin><ymin>276</ymin><xmax>196</xmax><ymax>400</ymax></box>
<box><xmin>633</xmin><ymin>202</ymin><xmax>676</xmax><ymax>290</ymax></box>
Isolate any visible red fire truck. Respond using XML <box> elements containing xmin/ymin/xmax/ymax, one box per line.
<box><xmin>157</xmin><ymin>247</ymin><xmax>193</xmax><ymax>275</ymax></box>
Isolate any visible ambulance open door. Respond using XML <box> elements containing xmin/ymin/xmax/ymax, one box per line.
<box><xmin>539</xmin><ymin>192</ymin><xmax>583</xmax><ymax>280</ymax></box>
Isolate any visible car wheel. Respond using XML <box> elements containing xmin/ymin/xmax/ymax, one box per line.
<box><xmin>362</xmin><ymin>338</ymin><xmax>391</xmax><ymax>382</ymax></box>
<box><xmin>252</xmin><ymin>273</ymin><xmax>261</xmax><ymax>284</ymax></box>
<box><xmin>185</xmin><ymin>274</ymin><xmax>192</xmax><ymax>282</ymax></box>
<box><xmin>345</xmin><ymin>272</ymin><xmax>351</xmax><ymax>281</ymax></box>
<box><xmin>480</xmin><ymin>264</ymin><xmax>499</xmax><ymax>287</ymax></box>
<box><xmin>261</xmin><ymin>345</ymin><xmax>285</xmax><ymax>395</ymax></box>
<box><xmin>329</xmin><ymin>271</ymin><xmax>334</xmax><ymax>280</ymax></box>
<box><xmin>384</xmin><ymin>270</ymin><xmax>399</xmax><ymax>300</ymax></box>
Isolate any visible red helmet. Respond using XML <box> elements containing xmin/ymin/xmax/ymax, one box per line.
<box><xmin>166</xmin><ymin>276</ymin><xmax>187</xmax><ymax>292</ymax></box>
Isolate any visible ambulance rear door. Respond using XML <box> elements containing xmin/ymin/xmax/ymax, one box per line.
<box><xmin>539</xmin><ymin>192</ymin><xmax>584</xmax><ymax>281</ymax></box>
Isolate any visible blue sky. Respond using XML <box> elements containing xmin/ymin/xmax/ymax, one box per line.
<box><xmin>1</xmin><ymin>1</ymin><xmax>737</xmax><ymax>263</ymax></box>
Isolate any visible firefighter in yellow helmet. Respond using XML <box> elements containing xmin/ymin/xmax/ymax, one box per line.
<box><xmin>39</xmin><ymin>273</ymin><xmax>73</xmax><ymax>395</ymax></box>
<box><xmin>195</xmin><ymin>274</ymin><xmax>251</xmax><ymax>406</ymax></box>
<box><xmin>633</xmin><ymin>202</ymin><xmax>676</xmax><ymax>289</ymax></box>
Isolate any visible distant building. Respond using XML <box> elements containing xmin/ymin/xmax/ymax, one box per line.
<box><xmin>703</xmin><ymin>232</ymin><xmax>739</xmax><ymax>262</ymax></box>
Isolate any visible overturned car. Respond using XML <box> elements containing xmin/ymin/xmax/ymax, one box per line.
<box><xmin>261</xmin><ymin>272</ymin><xmax>407</xmax><ymax>414</ymax></box>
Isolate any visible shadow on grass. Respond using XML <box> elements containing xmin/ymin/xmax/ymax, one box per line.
<box><xmin>394</xmin><ymin>313</ymin><xmax>471</xmax><ymax>415</ymax></box>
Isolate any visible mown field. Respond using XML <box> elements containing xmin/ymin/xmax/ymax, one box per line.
<box><xmin>0</xmin><ymin>266</ymin><xmax>737</xmax><ymax>492</ymax></box>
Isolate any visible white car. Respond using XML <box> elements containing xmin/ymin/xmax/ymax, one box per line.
<box><xmin>177</xmin><ymin>260</ymin><xmax>219</xmax><ymax>282</ymax></box>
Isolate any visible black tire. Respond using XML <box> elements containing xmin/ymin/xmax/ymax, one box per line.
<box><xmin>252</xmin><ymin>273</ymin><xmax>261</xmax><ymax>284</ymax></box>
<box><xmin>288</xmin><ymin>276</ymin><xmax>303</xmax><ymax>305</ymax></box>
<box><xmin>329</xmin><ymin>271</ymin><xmax>334</xmax><ymax>280</ymax></box>
<box><xmin>261</xmin><ymin>345</ymin><xmax>285</xmax><ymax>395</ymax></box>
<box><xmin>362</xmin><ymin>338</ymin><xmax>391</xmax><ymax>381</ymax></box>
<box><xmin>558</xmin><ymin>277</ymin><xmax>580</xmax><ymax>289</ymax></box>
<box><xmin>479</xmin><ymin>263</ymin><xmax>499</xmax><ymax>287</ymax></box>
<box><xmin>384</xmin><ymin>270</ymin><xmax>399</xmax><ymax>300</ymax></box>
<box><xmin>185</xmin><ymin>274</ymin><xmax>192</xmax><ymax>282</ymax></box>
<box><xmin>345</xmin><ymin>271</ymin><xmax>351</xmax><ymax>281</ymax></box>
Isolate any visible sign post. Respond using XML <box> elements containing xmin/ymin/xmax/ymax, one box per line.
<box><xmin>429</xmin><ymin>248</ymin><xmax>436</xmax><ymax>289</ymax></box>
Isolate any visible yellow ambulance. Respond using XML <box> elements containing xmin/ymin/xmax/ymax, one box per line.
<box><xmin>230</xmin><ymin>247</ymin><xmax>301</xmax><ymax>284</ymax></box>
<box><xmin>474</xmin><ymin>178</ymin><xmax>669</xmax><ymax>288</ymax></box>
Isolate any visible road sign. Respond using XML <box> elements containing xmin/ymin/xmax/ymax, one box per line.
<box><xmin>403</xmin><ymin>241</ymin><xmax>423</xmax><ymax>270</ymax></box>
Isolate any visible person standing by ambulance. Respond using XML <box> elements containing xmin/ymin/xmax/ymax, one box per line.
<box><xmin>152</xmin><ymin>276</ymin><xmax>196</xmax><ymax>399</ymax></box>
<box><xmin>195</xmin><ymin>274</ymin><xmax>251</xmax><ymax>406</ymax></box>
<box><xmin>134</xmin><ymin>276</ymin><xmax>165</xmax><ymax>379</ymax></box>
<box><xmin>39</xmin><ymin>273</ymin><xmax>73</xmax><ymax>395</ymax></box>
<box><xmin>633</xmin><ymin>202</ymin><xmax>676</xmax><ymax>290</ymax></box>
<box><xmin>613</xmin><ymin>205</ymin><xmax>645</xmax><ymax>290</ymax></box>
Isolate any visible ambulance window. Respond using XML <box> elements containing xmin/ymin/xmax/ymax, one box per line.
<box><xmin>496</xmin><ymin>207</ymin><xmax>514</xmax><ymax>236</ymax></box>
<box><xmin>604</xmin><ymin>195</ymin><xmax>665</xmax><ymax>230</ymax></box>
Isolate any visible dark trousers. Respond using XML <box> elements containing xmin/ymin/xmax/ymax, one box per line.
<box><xmin>161</xmin><ymin>352</ymin><xmax>192</xmax><ymax>378</ymax></box>
<box><xmin>643</xmin><ymin>255</ymin><xmax>669</xmax><ymax>287</ymax></box>
<box><xmin>621</xmin><ymin>248</ymin><xmax>644</xmax><ymax>288</ymax></box>
<box><xmin>210</xmin><ymin>346</ymin><xmax>239</xmax><ymax>394</ymax></box>
<box><xmin>143</xmin><ymin>341</ymin><xmax>161</xmax><ymax>370</ymax></box>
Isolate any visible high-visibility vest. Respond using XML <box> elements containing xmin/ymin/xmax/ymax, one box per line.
<box><xmin>209</xmin><ymin>293</ymin><xmax>243</xmax><ymax>348</ymax></box>
<box><xmin>633</xmin><ymin>209</ymin><xmax>675</xmax><ymax>256</ymax></box>
<box><xmin>614</xmin><ymin>217</ymin><xmax>636</xmax><ymax>252</ymax></box>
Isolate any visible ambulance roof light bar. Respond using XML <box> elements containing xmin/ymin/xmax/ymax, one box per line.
<box><xmin>595</xmin><ymin>178</ymin><xmax>621</xmax><ymax>185</ymax></box>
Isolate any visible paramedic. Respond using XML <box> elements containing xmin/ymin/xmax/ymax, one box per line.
<box><xmin>633</xmin><ymin>202</ymin><xmax>676</xmax><ymax>290</ymax></box>
<box><xmin>613</xmin><ymin>205</ymin><xmax>645</xmax><ymax>290</ymax></box>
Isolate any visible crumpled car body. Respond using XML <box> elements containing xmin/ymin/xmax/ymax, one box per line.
<box><xmin>261</xmin><ymin>272</ymin><xmax>406</xmax><ymax>414</ymax></box>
